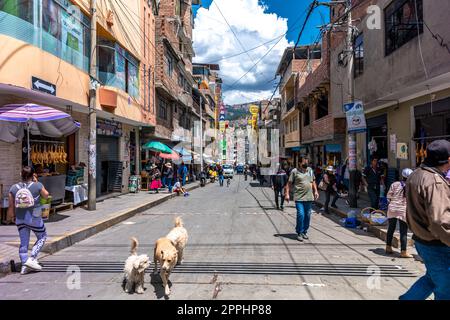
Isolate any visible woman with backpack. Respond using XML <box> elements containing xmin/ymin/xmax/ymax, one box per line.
<box><xmin>7</xmin><ymin>166</ymin><xmax>50</xmax><ymax>274</ymax></box>
<box><xmin>385</xmin><ymin>168</ymin><xmax>414</xmax><ymax>258</ymax></box>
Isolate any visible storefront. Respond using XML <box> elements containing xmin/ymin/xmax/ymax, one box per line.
<box><xmin>324</xmin><ymin>144</ymin><xmax>342</xmax><ymax>166</ymax></box>
<box><xmin>366</xmin><ymin>114</ymin><xmax>388</xmax><ymax>165</ymax></box>
<box><xmin>96</xmin><ymin>118</ymin><xmax>122</xmax><ymax>197</ymax></box>
<box><xmin>413</xmin><ymin>96</ymin><xmax>450</xmax><ymax>166</ymax></box>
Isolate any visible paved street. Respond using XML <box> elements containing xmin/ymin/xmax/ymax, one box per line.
<box><xmin>0</xmin><ymin>175</ymin><xmax>424</xmax><ymax>300</ymax></box>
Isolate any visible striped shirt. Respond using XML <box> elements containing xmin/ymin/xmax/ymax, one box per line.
<box><xmin>386</xmin><ymin>181</ymin><xmax>407</xmax><ymax>221</ymax></box>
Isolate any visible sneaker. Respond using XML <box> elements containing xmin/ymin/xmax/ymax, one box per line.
<box><xmin>24</xmin><ymin>258</ymin><xmax>42</xmax><ymax>271</ymax></box>
<box><xmin>296</xmin><ymin>234</ymin><xmax>304</xmax><ymax>242</ymax></box>
<box><xmin>20</xmin><ymin>266</ymin><xmax>29</xmax><ymax>275</ymax></box>
<box><xmin>280</xmin><ymin>206</ymin><xmax>284</xmax><ymax>211</ymax></box>
<box><xmin>301</xmin><ymin>233</ymin><xmax>309</xmax><ymax>240</ymax></box>
<box><xmin>331</xmin><ymin>204</ymin><xmax>338</xmax><ymax>209</ymax></box>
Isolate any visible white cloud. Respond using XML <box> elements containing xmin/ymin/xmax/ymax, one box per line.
<box><xmin>193</xmin><ymin>0</ymin><xmax>292</xmax><ymax>105</ymax></box>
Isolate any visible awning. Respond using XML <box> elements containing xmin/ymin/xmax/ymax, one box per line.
<box><xmin>325</xmin><ymin>144</ymin><xmax>342</xmax><ymax>153</ymax></box>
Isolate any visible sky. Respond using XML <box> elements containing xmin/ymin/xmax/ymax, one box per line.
<box><xmin>192</xmin><ymin>0</ymin><xmax>330</xmax><ymax>105</ymax></box>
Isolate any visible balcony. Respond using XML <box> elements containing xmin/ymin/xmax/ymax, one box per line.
<box><xmin>301</xmin><ymin>116</ymin><xmax>346</xmax><ymax>143</ymax></box>
<box><xmin>286</xmin><ymin>99</ymin><xmax>295</xmax><ymax>112</ymax></box>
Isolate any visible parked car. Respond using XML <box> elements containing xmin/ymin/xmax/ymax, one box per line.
<box><xmin>236</xmin><ymin>163</ymin><xmax>244</xmax><ymax>174</ymax></box>
<box><xmin>223</xmin><ymin>164</ymin><xmax>234</xmax><ymax>178</ymax></box>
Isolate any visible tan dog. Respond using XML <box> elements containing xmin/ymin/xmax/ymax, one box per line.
<box><xmin>153</xmin><ymin>217</ymin><xmax>188</xmax><ymax>296</ymax></box>
<box><xmin>123</xmin><ymin>237</ymin><xmax>150</xmax><ymax>294</ymax></box>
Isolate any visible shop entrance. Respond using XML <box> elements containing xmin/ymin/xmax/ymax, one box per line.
<box><xmin>96</xmin><ymin>135</ymin><xmax>122</xmax><ymax>197</ymax></box>
<box><xmin>366</xmin><ymin>114</ymin><xmax>388</xmax><ymax>165</ymax></box>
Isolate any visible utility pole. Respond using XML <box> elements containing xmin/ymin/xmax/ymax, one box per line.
<box><xmin>88</xmin><ymin>0</ymin><xmax>97</xmax><ymax>211</ymax></box>
<box><xmin>346</xmin><ymin>0</ymin><xmax>358</xmax><ymax>208</ymax></box>
<box><xmin>199</xmin><ymin>94</ymin><xmax>204</xmax><ymax>173</ymax></box>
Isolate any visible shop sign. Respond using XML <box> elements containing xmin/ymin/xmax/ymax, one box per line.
<box><xmin>97</xmin><ymin>119</ymin><xmax>123</xmax><ymax>137</ymax></box>
<box><xmin>344</xmin><ymin>101</ymin><xmax>367</xmax><ymax>133</ymax></box>
<box><xmin>249</xmin><ymin>105</ymin><xmax>259</xmax><ymax>115</ymax></box>
<box><xmin>396</xmin><ymin>143</ymin><xmax>408</xmax><ymax>160</ymax></box>
<box><xmin>32</xmin><ymin>76</ymin><xmax>56</xmax><ymax>96</ymax></box>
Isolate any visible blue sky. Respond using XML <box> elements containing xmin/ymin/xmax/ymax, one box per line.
<box><xmin>193</xmin><ymin>0</ymin><xmax>329</xmax><ymax>44</ymax></box>
<box><xmin>192</xmin><ymin>0</ymin><xmax>330</xmax><ymax>105</ymax></box>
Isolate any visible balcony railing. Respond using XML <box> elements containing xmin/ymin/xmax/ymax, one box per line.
<box><xmin>286</xmin><ymin>99</ymin><xmax>295</xmax><ymax>112</ymax></box>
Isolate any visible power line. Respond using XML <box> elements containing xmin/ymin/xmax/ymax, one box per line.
<box><xmin>294</xmin><ymin>0</ymin><xmax>318</xmax><ymax>49</ymax></box>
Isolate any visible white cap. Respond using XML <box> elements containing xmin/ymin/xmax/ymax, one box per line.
<box><xmin>402</xmin><ymin>168</ymin><xmax>413</xmax><ymax>178</ymax></box>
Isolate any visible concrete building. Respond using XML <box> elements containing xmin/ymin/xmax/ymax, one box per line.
<box><xmin>0</xmin><ymin>0</ymin><xmax>157</xmax><ymax>199</ymax></box>
<box><xmin>329</xmin><ymin>0</ymin><xmax>450</xmax><ymax>180</ymax></box>
<box><xmin>152</xmin><ymin>0</ymin><xmax>198</xmax><ymax>150</ymax></box>
<box><xmin>276</xmin><ymin>45</ymin><xmax>321</xmax><ymax>167</ymax></box>
<box><xmin>297</xmin><ymin>31</ymin><xmax>346</xmax><ymax>169</ymax></box>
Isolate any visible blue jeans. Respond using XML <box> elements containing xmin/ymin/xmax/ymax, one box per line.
<box><xmin>181</xmin><ymin>175</ymin><xmax>186</xmax><ymax>186</ymax></box>
<box><xmin>295</xmin><ymin>201</ymin><xmax>313</xmax><ymax>235</ymax></box>
<box><xmin>219</xmin><ymin>175</ymin><xmax>224</xmax><ymax>186</ymax></box>
<box><xmin>166</xmin><ymin>178</ymin><xmax>173</xmax><ymax>193</ymax></box>
<box><xmin>399</xmin><ymin>241</ymin><xmax>450</xmax><ymax>300</ymax></box>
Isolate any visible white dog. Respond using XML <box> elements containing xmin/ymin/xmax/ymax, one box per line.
<box><xmin>153</xmin><ymin>217</ymin><xmax>188</xmax><ymax>296</ymax></box>
<box><xmin>123</xmin><ymin>237</ymin><xmax>150</xmax><ymax>294</ymax></box>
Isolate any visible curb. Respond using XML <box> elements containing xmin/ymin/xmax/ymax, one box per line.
<box><xmin>314</xmin><ymin>201</ymin><xmax>414</xmax><ymax>249</ymax></box>
<box><xmin>0</xmin><ymin>182</ymin><xmax>204</xmax><ymax>276</ymax></box>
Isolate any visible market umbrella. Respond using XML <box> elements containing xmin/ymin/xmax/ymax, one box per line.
<box><xmin>142</xmin><ymin>141</ymin><xmax>173</xmax><ymax>154</ymax></box>
<box><xmin>0</xmin><ymin>103</ymin><xmax>81</xmax><ymax>166</ymax></box>
<box><xmin>158</xmin><ymin>150</ymin><xmax>180</xmax><ymax>160</ymax></box>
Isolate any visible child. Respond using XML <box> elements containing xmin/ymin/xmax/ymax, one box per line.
<box><xmin>173</xmin><ymin>178</ymin><xmax>189</xmax><ymax>197</ymax></box>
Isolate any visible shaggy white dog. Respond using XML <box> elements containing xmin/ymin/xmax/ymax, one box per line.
<box><xmin>153</xmin><ymin>217</ymin><xmax>188</xmax><ymax>296</ymax></box>
<box><xmin>123</xmin><ymin>237</ymin><xmax>150</xmax><ymax>294</ymax></box>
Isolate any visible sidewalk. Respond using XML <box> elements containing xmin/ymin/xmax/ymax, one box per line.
<box><xmin>0</xmin><ymin>181</ymin><xmax>204</xmax><ymax>275</ymax></box>
<box><xmin>315</xmin><ymin>191</ymin><xmax>414</xmax><ymax>249</ymax></box>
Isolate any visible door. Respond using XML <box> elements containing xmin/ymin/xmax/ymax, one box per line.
<box><xmin>96</xmin><ymin>135</ymin><xmax>120</xmax><ymax>196</ymax></box>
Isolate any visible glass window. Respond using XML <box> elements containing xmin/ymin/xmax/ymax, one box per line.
<box><xmin>158</xmin><ymin>98</ymin><xmax>168</xmax><ymax>120</ymax></box>
<box><xmin>385</xmin><ymin>0</ymin><xmax>423</xmax><ymax>55</ymax></box>
<box><xmin>317</xmin><ymin>95</ymin><xmax>328</xmax><ymax>119</ymax></box>
<box><xmin>303</xmin><ymin>107</ymin><xmax>310</xmax><ymax>126</ymax></box>
<box><xmin>127</xmin><ymin>56</ymin><xmax>139</xmax><ymax>99</ymax></box>
<box><xmin>354</xmin><ymin>33</ymin><xmax>364</xmax><ymax>77</ymax></box>
<box><xmin>0</xmin><ymin>0</ymin><xmax>33</xmax><ymax>23</ymax></box>
<box><xmin>165</xmin><ymin>52</ymin><xmax>174</xmax><ymax>76</ymax></box>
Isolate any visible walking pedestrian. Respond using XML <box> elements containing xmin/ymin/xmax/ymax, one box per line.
<box><xmin>400</xmin><ymin>140</ymin><xmax>450</xmax><ymax>300</ymax></box>
<box><xmin>285</xmin><ymin>162</ymin><xmax>319</xmax><ymax>241</ymax></box>
<box><xmin>177</xmin><ymin>162</ymin><xmax>188</xmax><ymax>186</ymax></box>
<box><xmin>149</xmin><ymin>164</ymin><xmax>162</xmax><ymax>193</ymax></box>
<box><xmin>323</xmin><ymin>166</ymin><xmax>339</xmax><ymax>214</ymax></box>
<box><xmin>362</xmin><ymin>157</ymin><xmax>385</xmax><ymax>209</ymax></box>
<box><xmin>385</xmin><ymin>168</ymin><xmax>414</xmax><ymax>258</ymax></box>
<box><xmin>6</xmin><ymin>166</ymin><xmax>50</xmax><ymax>274</ymax></box>
<box><xmin>217</xmin><ymin>164</ymin><xmax>224</xmax><ymax>187</ymax></box>
<box><xmin>271</xmin><ymin>165</ymin><xmax>288</xmax><ymax>210</ymax></box>
<box><xmin>164</xmin><ymin>163</ymin><xmax>174</xmax><ymax>193</ymax></box>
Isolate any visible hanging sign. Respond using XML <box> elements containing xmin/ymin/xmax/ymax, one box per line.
<box><xmin>344</xmin><ymin>101</ymin><xmax>367</xmax><ymax>133</ymax></box>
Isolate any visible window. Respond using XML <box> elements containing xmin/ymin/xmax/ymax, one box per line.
<box><xmin>0</xmin><ymin>0</ymin><xmax>33</xmax><ymax>23</ymax></box>
<box><xmin>175</xmin><ymin>0</ymin><xmax>181</xmax><ymax>16</ymax></box>
<box><xmin>98</xmin><ymin>40</ymin><xmax>139</xmax><ymax>98</ymax></box>
<box><xmin>317</xmin><ymin>95</ymin><xmax>328</xmax><ymax>119</ymax></box>
<box><xmin>0</xmin><ymin>0</ymin><xmax>91</xmax><ymax>72</ymax></box>
<box><xmin>354</xmin><ymin>33</ymin><xmax>364</xmax><ymax>77</ymax></box>
<box><xmin>385</xmin><ymin>0</ymin><xmax>423</xmax><ymax>55</ymax></box>
<box><xmin>165</xmin><ymin>52</ymin><xmax>174</xmax><ymax>77</ymax></box>
<box><xmin>158</xmin><ymin>98</ymin><xmax>168</xmax><ymax>120</ymax></box>
<box><xmin>303</xmin><ymin>107</ymin><xmax>310</xmax><ymax>126</ymax></box>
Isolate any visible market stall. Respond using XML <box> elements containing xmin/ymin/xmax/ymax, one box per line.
<box><xmin>0</xmin><ymin>103</ymin><xmax>82</xmax><ymax>215</ymax></box>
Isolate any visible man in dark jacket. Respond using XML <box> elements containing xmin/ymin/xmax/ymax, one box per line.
<box><xmin>271</xmin><ymin>165</ymin><xmax>288</xmax><ymax>210</ymax></box>
<box><xmin>400</xmin><ymin>140</ymin><xmax>450</xmax><ymax>300</ymax></box>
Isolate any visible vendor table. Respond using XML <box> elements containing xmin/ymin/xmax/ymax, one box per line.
<box><xmin>65</xmin><ymin>184</ymin><xmax>88</xmax><ymax>205</ymax></box>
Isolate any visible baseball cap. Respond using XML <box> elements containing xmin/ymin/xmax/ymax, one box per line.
<box><xmin>424</xmin><ymin>140</ymin><xmax>450</xmax><ymax>167</ymax></box>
